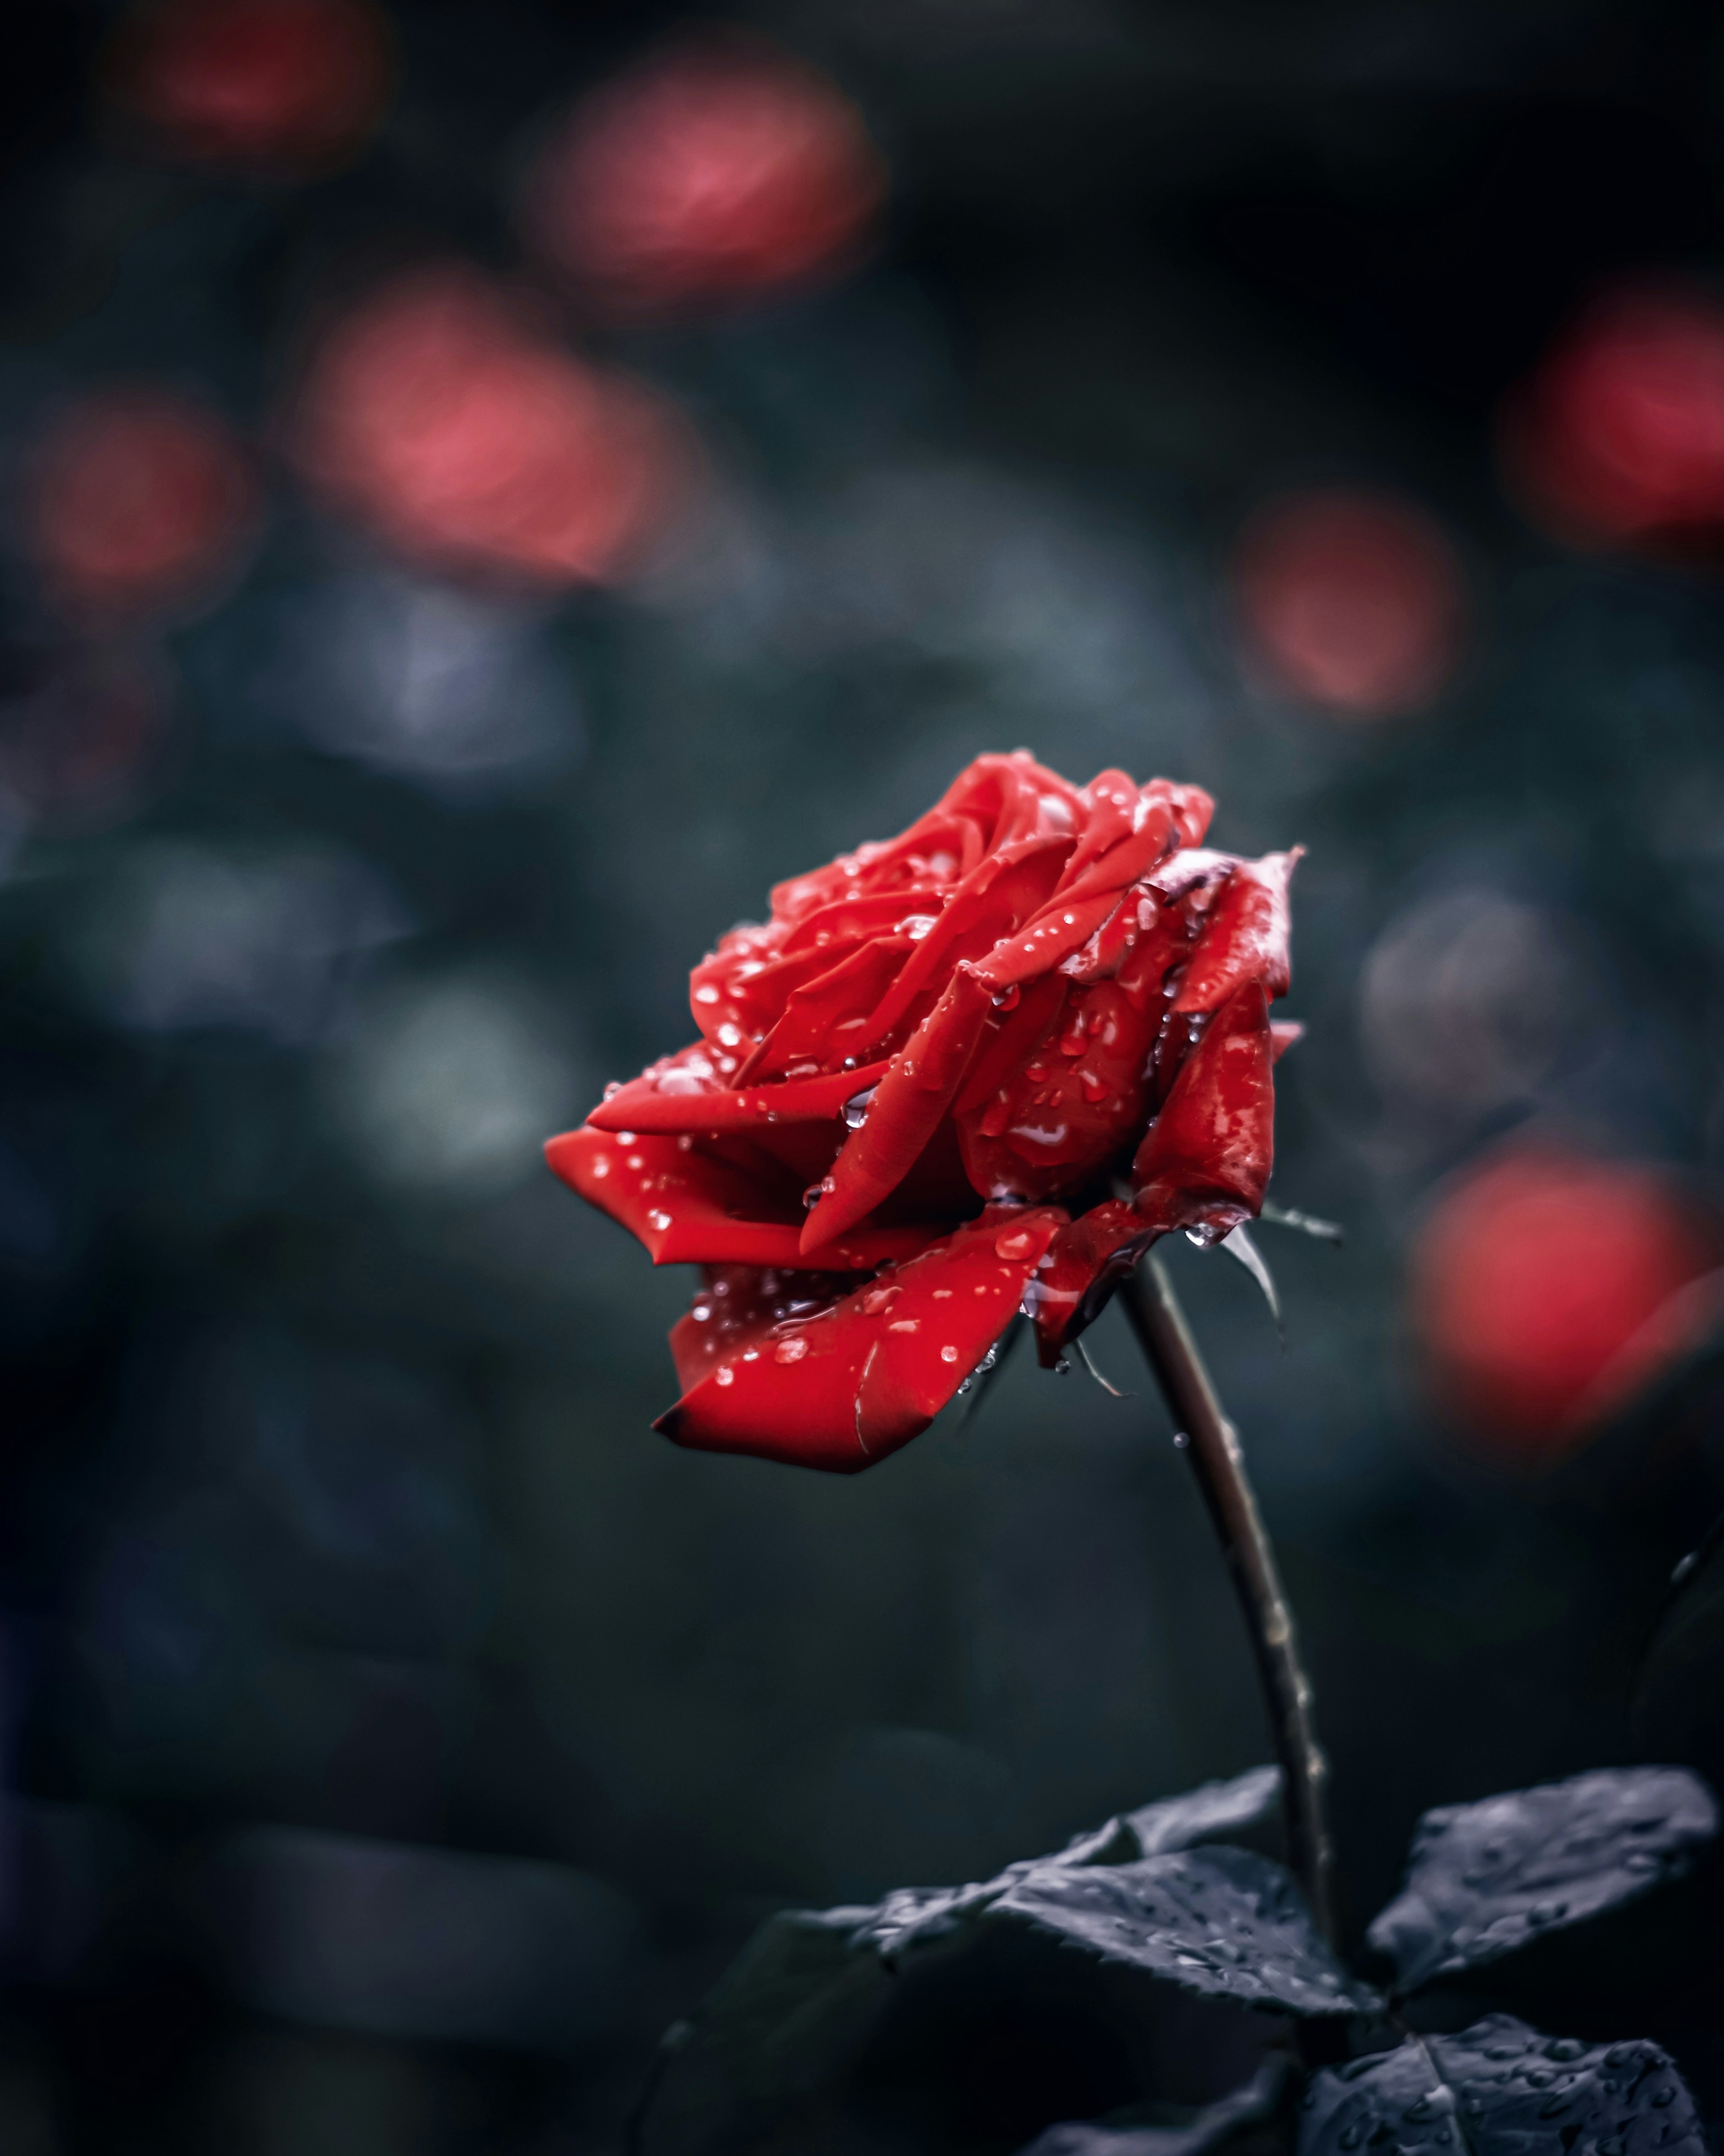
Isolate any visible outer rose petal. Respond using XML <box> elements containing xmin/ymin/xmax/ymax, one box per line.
<box><xmin>655</xmin><ymin>1208</ymin><xmax>1063</xmax><ymax>1471</ymax></box>
<box><xmin>1029</xmin><ymin>1199</ymin><xmax>1161</xmax><ymax>1361</ymax></box>
<box><xmin>1173</xmin><ymin>850</ymin><xmax>1302</xmax><ymax>1012</ymax></box>
<box><xmin>1028</xmin><ymin>981</ymin><xmax>1277</xmax><ymax>1362</ymax></box>
<box><xmin>1133</xmin><ymin>980</ymin><xmax>1275</xmax><ymax>1230</ymax></box>
<box><xmin>589</xmin><ymin>1054</ymin><xmax>890</xmax><ymax>1133</ymax></box>
<box><xmin>545</xmin><ymin>1125</ymin><xmax>929</xmax><ymax>1269</ymax></box>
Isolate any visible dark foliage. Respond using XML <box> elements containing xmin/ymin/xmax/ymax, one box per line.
<box><xmin>634</xmin><ymin>1765</ymin><xmax>1719</xmax><ymax>2156</ymax></box>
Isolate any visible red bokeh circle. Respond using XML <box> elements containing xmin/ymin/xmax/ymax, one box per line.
<box><xmin>1410</xmin><ymin>1146</ymin><xmax>1722</xmax><ymax>1464</ymax></box>
<box><xmin>108</xmin><ymin>0</ymin><xmax>393</xmax><ymax>169</ymax></box>
<box><xmin>292</xmin><ymin>267</ymin><xmax>698</xmax><ymax>586</ymax></box>
<box><xmin>1501</xmin><ymin>288</ymin><xmax>1724</xmax><ymax>550</ymax></box>
<box><xmin>27</xmin><ymin>389</ymin><xmax>259</xmax><ymax>619</ymax></box>
<box><xmin>527</xmin><ymin>38</ymin><xmax>885</xmax><ymax>313</ymax></box>
<box><xmin>1232</xmin><ymin>490</ymin><xmax>1466</xmax><ymax>718</ymax></box>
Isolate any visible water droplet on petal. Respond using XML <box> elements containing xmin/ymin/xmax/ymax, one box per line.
<box><xmin>774</xmin><ymin>1335</ymin><xmax>809</xmax><ymax>1363</ymax></box>
<box><xmin>994</xmin><ymin>1228</ymin><xmax>1037</xmax><ymax>1260</ymax></box>
<box><xmin>940</xmin><ymin>1344</ymin><xmax>959</xmax><ymax>1362</ymax></box>
<box><xmin>647</xmin><ymin>1209</ymin><xmax>673</xmax><ymax>1230</ymax></box>
<box><xmin>714</xmin><ymin>1366</ymin><xmax>735</xmax><ymax>1386</ymax></box>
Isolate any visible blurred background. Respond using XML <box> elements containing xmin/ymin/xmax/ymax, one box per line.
<box><xmin>8</xmin><ymin>1</ymin><xmax>1724</xmax><ymax>2150</ymax></box>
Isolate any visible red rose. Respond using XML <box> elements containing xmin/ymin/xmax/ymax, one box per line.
<box><xmin>548</xmin><ymin>752</ymin><xmax>1300</xmax><ymax>1472</ymax></box>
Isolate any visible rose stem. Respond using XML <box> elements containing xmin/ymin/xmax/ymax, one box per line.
<box><xmin>1120</xmin><ymin>1250</ymin><xmax>1337</xmax><ymax>1944</ymax></box>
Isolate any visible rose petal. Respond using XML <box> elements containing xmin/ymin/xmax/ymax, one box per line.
<box><xmin>1029</xmin><ymin>1198</ymin><xmax>1163</xmax><ymax>1361</ymax></box>
<box><xmin>668</xmin><ymin>1263</ymin><xmax>858</xmax><ymax>1394</ymax></box>
<box><xmin>655</xmin><ymin>1208</ymin><xmax>1064</xmax><ymax>1471</ymax></box>
<box><xmin>1133</xmin><ymin>979</ymin><xmax>1275</xmax><ymax>1227</ymax></box>
<box><xmin>957</xmin><ymin>975</ymin><xmax>1161</xmax><ymax>1202</ymax></box>
<box><xmin>588</xmin><ymin>1056</ymin><xmax>891</xmax><ymax>1133</ymax></box>
<box><xmin>1172</xmin><ymin>850</ymin><xmax>1302</xmax><ymax>1013</ymax></box>
<box><xmin>970</xmin><ymin>889</ymin><xmax>1120</xmax><ymax>993</ymax></box>
<box><xmin>744</xmin><ymin>933</ymin><xmax>912</xmax><ymax>1079</ymax></box>
<box><xmin>800</xmin><ymin>968</ymin><xmax>994</xmax><ymax>1252</ymax></box>
<box><xmin>545</xmin><ymin>1125</ymin><xmax>928</xmax><ymax>1268</ymax></box>
<box><xmin>1052</xmin><ymin>799</ymin><xmax>1176</xmax><ymax>908</ymax></box>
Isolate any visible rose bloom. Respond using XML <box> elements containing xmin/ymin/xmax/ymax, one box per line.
<box><xmin>107</xmin><ymin>0</ymin><xmax>393</xmax><ymax>169</ymax></box>
<box><xmin>292</xmin><ymin>268</ymin><xmax>695</xmax><ymax>586</ymax></box>
<box><xmin>1500</xmin><ymin>289</ymin><xmax>1724</xmax><ymax>548</ymax></box>
<box><xmin>1233</xmin><ymin>491</ymin><xmax>1465</xmax><ymax>718</ymax></box>
<box><xmin>27</xmin><ymin>389</ymin><xmax>258</xmax><ymax>618</ymax></box>
<box><xmin>528</xmin><ymin>39</ymin><xmax>885</xmax><ymax>313</ymax></box>
<box><xmin>549</xmin><ymin>753</ymin><xmax>1301</xmax><ymax>1472</ymax></box>
<box><xmin>1411</xmin><ymin>1146</ymin><xmax>1723</xmax><ymax>1464</ymax></box>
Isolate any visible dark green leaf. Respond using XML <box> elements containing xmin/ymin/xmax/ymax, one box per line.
<box><xmin>1365</xmin><ymin>1766</ymin><xmax>1717</xmax><ymax>1994</ymax></box>
<box><xmin>1298</xmin><ymin>2014</ymin><xmax>1706</xmax><ymax>2156</ymax></box>
<box><xmin>1019</xmin><ymin>2055</ymin><xmax>1292</xmax><ymax>2156</ymax></box>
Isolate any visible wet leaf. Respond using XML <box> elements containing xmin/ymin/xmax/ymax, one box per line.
<box><xmin>1298</xmin><ymin>2014</ymin><xmax>1706</xmax><ymax>2156</ymax></box>
<box><xmin>1019</xmin><ymin>2054</ymin><xmax>1292</xmax><ymax>2156</ymax></box>
<box><xmin>988</xmin><ymin>1846</ymin><xmax>1369</xmax><ymax>2017</ymax></box>
<box><xmin>1365</xmin><ymin>1765</ymin><xmax>1718</xmax><ymax>1994</ymax></box>
<box><xmin>634</xmin><ymin>1771</ymin><xmax>1344</xmax><ymax>2156</ymax></box>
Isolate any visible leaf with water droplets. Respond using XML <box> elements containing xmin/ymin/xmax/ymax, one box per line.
<box><xmin>1299</xmin><ymin>2014</ymin><xmax>1706</xmax><ymax>2156</ymax></box>
<box><xmin>635</xmin><ymin>1770</ymin><xmax>1328</xmax><ymax>2155</ymax></box>
<box><xmin>986</xmin><ymin>1846</ymin><xmax>1372</xmax><ymax>2016</ymax></box>
<box><xmin>1018</xmin><ymin>2055</ymin><xmax>1291</xmax><ymax>2156</ymax></box>
<box><xmin>1365</xmin><ymin>1766</ymin><xmax>1718</xmax><ymax>1994</ymax></box>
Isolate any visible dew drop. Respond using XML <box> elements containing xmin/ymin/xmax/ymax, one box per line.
<box><xmin>844</xmin><ymin>1088</ymin><xmax>876</xmax><ymax>1130</ymax></box>
<box><xmin>994</xmin><ymin>1228</ymin><xmax>1037</xmax><ymax>1260</ymax></box>
<box><xmin>1172</xmin><ymin>1430</ymin><xmax>1190</xmax><ymax>1449</ymax></box>
<box><xmin>591</xmin><ymin>1157</ymin><xmax>611</xmax><ymax>1178</ymax></box>
<box><xmin>940</xmin><ymin>1344</ymin><xmax>959</xmax><ymax>1363</ymax></box>
<box><xmin>1053</xmin><ymin>1356</ymin><xmax>1071</xmax><ymax>1376</ymax></box>
<box><xmin>694</xmin><ymin>985</ymin><xmax>720</xmax><ymax>1004</ymax></box>
<box><xmin>715</xmin><ymin>1367</ymin><xmax>735</xmax><ymax>1387</ymax></box>
<box><xmin>774</xmin><ymin>1336</ymin><xmax>809</xmax><ymax>1364</ymax></box>
<box><xmin>647</xmin><ymin>1209</ymin><xmax>673</xmax><ymax>1231</ymax></box>
<box><xmin>615</xmin><ymin>1131</ymin><xmax>636</xmax><ymax>1146</ymax></box>
<box><xmin>691</xmin><ymin>1304</ymin><xmax>712</xmax><ymax>1323</ymax></box>
<box><xmin>627</xmin><ymin>1155</ymin><xmax>645</xmax><ymax>1170</ymax></box>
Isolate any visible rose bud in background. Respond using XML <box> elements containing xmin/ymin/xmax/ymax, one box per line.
<box><xmin>1410</xmin><ymin>1145</ymin><xmax>1724</xmax><ymax>1467</ymax></box>
<box><xmin>1231</xmin><ymin>489</ymin><xmax>1467</xmax><ymax>719</ymax></box>
<box><xmin>26</xmin><ymin>388</ymin><xmax>259</xmax><ymax>622</ymax></box>
<box><xmin>1500</xmin><ymin>287</ymin><xmax>1724</xmax><ymax>552</ymax></box>
<box><xmin>290</xmin><ymin>267</ymin><xmax>699</xmax><ymax>587</ymax></box>
<box><xmin>105</xmin><ymin>0</ymin><xmax>394</xmax><ymax>171</ymax></box>
<box><xmin>525</xmin><ymin>36</ymin><xmax>885</xmax><ymax>314</ymax></box>
<box><xmin>548</xmin><ymin>751</ymin><xmax>1301</xmax><ymax>1472</ymax></box>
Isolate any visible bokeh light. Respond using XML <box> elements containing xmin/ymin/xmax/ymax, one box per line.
<box><xmin>292</xmin><ymin>268</ymin><xmax>697</xmax><ymax>586</ymax></box>
<box><xmin>1500</xmin><ymin>287</ymin><xmax>1724</xmax><ymax>550</ymax></box>
<box><xmin>26</xmin><ymin>389</ymin><xmax>259</xmax><ymax>619</ymax></box>
<box><xmin>1231</xmin><ymin>489</ymin><xmax>1466</xmax><ymax>718</ymax></box>
<box><xmin>0</xmin><ymin>645</ymin><xmax>167</xmax><ymax>831</ymax></box>
<box><xmin>526</xmin><ymin>37</ymin><xmax>885</xmax><ymax>313</ymax></box>
<box><xmin>1410</xmin><ymin>1147</ymin><xmax>1723</xmax><ymax>1464</ymax></box>
<box><xmin>107</xmin><ymin>0</ymin><xmax>393</xmax><ymax>170</ymax></box>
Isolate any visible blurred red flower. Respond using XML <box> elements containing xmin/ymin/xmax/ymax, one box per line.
<box><xmin>1500</xmin><ymin>289</ymin><xmax>1724</xmax><ymax>549</ymax></box>
<box><xmin>292</xmin><ymin>268</ymin><xmax>697</xmax><ymax>586</ymax></box>
<box><xmin>527</xmin><ymin>37</ymin><xmax>885</xmax><ymax>313</ymax></box>
<box><xmin>1233</xmin><ymin>491</ymin><xmax>1466</xmax><ymax>718</ymax></box>
<box><xmin>549</xmin><ymin>752</ymin><xmax>1302</xmax><ymax>1471</ymax></box>
<box><xmin>27</xmin><ymin>389</ymin><xmax>258</xmax><ymax>618</ymax></box>
<box><xmin>107</xmin><ymin>0</ymin><xmax>393</xmax><ymax>169</ymax></box>
<box><xmin>1411</xmin><ymin>1146</ymin><xmax>1723</xmax><ymax>1463</ymax></box>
